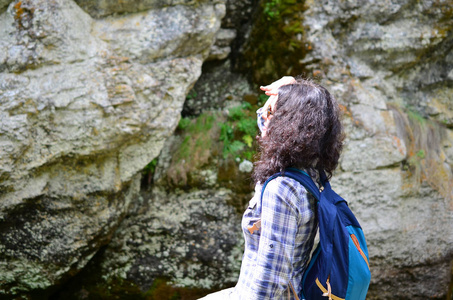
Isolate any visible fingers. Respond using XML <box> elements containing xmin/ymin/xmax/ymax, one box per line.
<box><xmin>264</xmin><ymin>90</ymin><xmax>277</xmax><ymax>96</ymax></box>
<box><xmin>268</xmin><ymin>95</ymin><xmax>278</xmax><ymax>107</ymax></box>
<box><xmin>260</xmin><ymin>76</ymin><xmax>296</xmax><ymax>94</ymax></box>
<box><xmin>262</xmin><ymin>95</ymin><xmax>278</xmax><ymax>119</ymax></box>
<box><xmin>263</xmin><ymin>94</ymin><xmax>277</xmax><ymax>107</ymax></box>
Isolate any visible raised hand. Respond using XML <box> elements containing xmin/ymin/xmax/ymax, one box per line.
<box><xmin>260</xmin><ymin>76</ymin><xmax>296</xmax><ymax>96</ymax></box>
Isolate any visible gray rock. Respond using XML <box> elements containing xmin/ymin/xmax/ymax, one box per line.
<box><xmin>92</xmin><ymin>3</ymin><xmax>226</xmax><ymax>63</ymax></box>
<box><xmin>0</xmin><ymin>0</ymin><xmax>100</xmax><ymax>72</ymax></box>
<box><xmin>79</xmin><ymin>0</ymin><xmax>452</xmax><ymax>298</ymax></box>
<box><xmin>182</xmin><ymin>59</ymin><xmax>253</xmax><ymax>116</ymax></box>
<box><xmin>0</xmin><ymin>0</ymin><xmax>223</xmax><ymax>296</ymax></box>
<box><xmin>239</xmin><ymin>159</ymin><xmax>253</xmax><ymax>173</ymax></box>
<box><xmin>1</xmin><ymin>0</ymin><xmax>452</xmax><ymax>299</ymax></box>
<box><xmin>341</xmin><ymin>135</ymin><xmax>406</xmax><ymax>172</ymax></box>
<box><xmin>303</xmin><ymin>0</ymin><xmax>453</xmax><ymax>298</ymax></box>
<box><xmin>75</xmin><ymin>0</ymin><xmax>224</xmax><ymax>18</ymax></box>
<box><xmin>86</xmin><ymin>188</ymin><xmax>243</xmax><ymax>293</ymax></box>
<box><xmin>207</xmin><ymin>28</ymin><xmax>237</xmax><ymax>61</ymax></box>
<box><xmin>333</xmin><ymin>170</ymin><xmax>452</xmax><ymax>299</ymax></box>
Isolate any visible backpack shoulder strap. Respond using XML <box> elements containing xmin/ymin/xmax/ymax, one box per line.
<box><xmin>283</xmin><ymin>168</ymin><xmax>321</xmax><ymax>200</ymax></box>
<box><xmin>261</xmin><ymin>168</ymin><xmax>321</xmax><ymax>201</ymax></box>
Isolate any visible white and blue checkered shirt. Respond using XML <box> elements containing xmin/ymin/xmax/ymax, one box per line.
<box><xmin>234</xmin><ymin>176</ymin><xmax>318</xmax><ymax>299</ymax></box>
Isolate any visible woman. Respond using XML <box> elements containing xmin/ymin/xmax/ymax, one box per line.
<box><xmin>200</xmin><ymin>76</ymin><xmax>344</xmax><ymax>299</ymax></box>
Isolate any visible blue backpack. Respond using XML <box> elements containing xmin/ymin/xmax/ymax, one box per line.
<box><xmin>262</xmin><ymin>168</ymin><xmax>371</xmax><ymax>300</ymax></box>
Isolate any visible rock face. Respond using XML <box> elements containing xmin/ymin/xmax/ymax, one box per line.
<box><xmin>57</xmin><ymin>187</ymin><xmax>244</xmax><ymax>299</ymax></box>
<box><xmin>127</xmin><ymin>0</ymin><xmax>452</xmax><ymax>298</ymax></box>
<box><xmin>52</xmin><ymin>110</ymin><xmax>255</xmax><ymax>299</ymax></box>
<box><xmin>301</xmin><ymin>0</ymin><xmax>453</xmax><ymax>298</ymax></box>
<box><xmin>0</xmin><ymin>0</ymin><xmax>224</xmax><ymax>297</ymax></box>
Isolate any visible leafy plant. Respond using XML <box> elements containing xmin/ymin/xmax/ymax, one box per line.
<box><xmin>174</xmin><ymin>113</ymin><xmax>215</xmax><ymax>164</ymax></box>
<box><xmin>227</xmin><ymin>140</ymin><xmax>246</xmax><ymax>155</ymax></box>
<box><xmin>243</xmin><ymin>135</ymin><xmax>254</xmax><ymax>147</ymax></box>
<box><xmin>185</xmin><ymin>89</ymin><xmax>197</xmax><ymax>100</ymax></box>
<box><xmin>263</xmin><ymin>0</ymin><xmax>281</xmax><ymax>20</ymax></box>
<box><xmin>237</xmin><ymin>118</ymin><xmax>257</xmax><ymax>137</ymax></box>
<box><xmin>178</xmin><ymin>117</ymin><xmax>191</xmax><ymax>130</ymax></box>
<box><xmin>416</xmin><ymin>149</ymin><xmax>425</xmax><ymax>159</ymax></box>
<box><xmin>141</xmin><ymin>157</ymin><xmax>157</xmax><ymax>175</ymax></box>
<box><xmin>407</xmin><ymin>109</ymin><xmax>427</xmax><ymax>126</ymax></box>
<box><xmin>220</xmin><ymin>102</ymin><xmax>259</xmax><ymax>159</ymax></box>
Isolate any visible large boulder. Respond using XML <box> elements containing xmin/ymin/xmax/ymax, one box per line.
<box><xmin>0</xmin><ymin>0</ymin><xmax>225</xmax><ymax>297</ymax></box>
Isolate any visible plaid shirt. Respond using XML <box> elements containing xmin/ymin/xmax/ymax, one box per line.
<box><xmin>234</xmin><ymin>176</ymin><xmax>318</xmax><ymax>300</ymax></box>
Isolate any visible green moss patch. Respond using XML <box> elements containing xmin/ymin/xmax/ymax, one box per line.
<box><xmin>240</xmin><ymin>0</ymin><xmax>308</xmax><ymax>84</ymax></box>
<box><xmin>156</xmin><ymin>98</ymin><xmax>262</xmax><ymax>192</ymax></box>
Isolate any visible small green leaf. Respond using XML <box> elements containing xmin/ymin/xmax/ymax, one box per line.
<box><xmin>416</xmin><ymin>150</ymin><xmax>425</xmax><ymax>159</ymax></box>
<box><xmin>243</xmin><ymin>135</ymin><xmax>253</xmax><ymax>147</ymax></box>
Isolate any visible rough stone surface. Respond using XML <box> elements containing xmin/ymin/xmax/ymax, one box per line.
<box><xmin>52</xmin><ymin>119</ymin><xmax>252</xmax><ymax>298</ymax></box>
<box><xmin>73</xmin><ymin>188</ymin><xmax>243</xmax><ymax>295</ymax></box>
<box><xmin>0</xmin><ymin>0</ymin><xmax>224</xmax><ymax>297</ymax></box>
<box><xmin>92</xmin><ymin>3</ymin><xmax>226</xmax><ymax>63</ymax></box>
<box><xmin>302</xmin><ymin>0</ymin><xmax>453</xmax><ymax>298</ymax></box>
<box><xmin>65</xmin><ymin>0</ymin><xmax>453</xmax><ymax>298</ymax></box>
<box><xmin>182</xmin><ymin>59</ymin><xmax>253</xmax><ymax>117</ymax></box>
<box><xmin>75</xmin><ymin>0</ymin><xmax>224</xmax><ymax>18</ymax></box>
<box><xmin>207</xmin><ymin>28</ymin><xmax>237</xmax><ymax>61</ymax></box>
<box><xmin>333</xmin><ymin>170</ymin><xmax>452</xmax><ymax>299</ymax></box>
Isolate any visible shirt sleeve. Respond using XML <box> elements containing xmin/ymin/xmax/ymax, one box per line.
<box><xmin>248</xmin><ymin>177</ymin><xmax>303</xmax><ymax>299</ymax></box>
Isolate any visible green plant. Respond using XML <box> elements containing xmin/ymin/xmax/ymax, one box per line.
<box><xmin>242</xmin><ymin>150</ymin><xmax>255</xmax><ymax>161</ymax></box>
<box><xmin>227</xmin><ymin>140</ymin><xmax>246</xmax><ymax>156</ymax></box>
<box><xmin>263</xmin><ymin>0</ymin><xmax>281</xmax><ymax>20</ymax></box>
<box><xmin>143</xmin><ymin>158</ymin><xmax>158</xmax><ymax>175</ymax></box>
<box><xmin>185</xmin><ymin>89</ymin><xmax>197</xmax><ymax>100</ymax></box>
<box><xmin>416</xmin><ymin>149</ymin><xmax>425</xmax><ymax>159</ymax></box>
<box><xmin>174</xmin><ymin>113</ymin><xmax>215</xmax><ymax>164</ymax></box>
<box><xmin>240</xmin><ymin>0</ymin><xmax>307</xmax><ymax>83</ymax></box>
<box><xmin>237</xmin><ymin>118</ymin><xmax>257</xmax><ymax>137</ymax></box>
<box><xmin>406</xmin><ymin>109</ymin><xmax>427</xmax><ymax>126</ymax></box>
<box><xmin>220</xmin><ymin>102</ymin><xmax>259</xmax><ymax>159</ymax></box>
<box><xmin>228</xmin><ymin>106</ymin><xmax>245</xmax><ymax>120</ymax></box>
<box><xmin>243</xmin><ymin>135</ymin><xmax>254</xmax><ymax>147</ymax></box>
<box><xmin>219</xmin><ymin>123</ymin><xmax>234</xmax><ymax>158</ymax></box>
<box><xmin>167</xmin><ymin>113</ymin><xmax>218</xmax><ymax>186</ymax></box>
<box><xmin>220</xmin><ymin>123</ymin><xmax>234</xmax><ymax>143</ymax></box>
<box><xmin>178</xmin><ymin>117</ymin><xmax>191</xmax><ymax>130</ymax></box>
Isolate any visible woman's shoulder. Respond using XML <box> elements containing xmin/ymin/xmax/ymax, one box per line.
<box><xmin>264</xmin><ymin>176</ymin><xmax>310</xmax><ymax>205</ymax></box>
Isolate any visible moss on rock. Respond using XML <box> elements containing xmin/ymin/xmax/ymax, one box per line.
<box><xmin>239</xmin><ymin>0</ymin><xmax>308</xmax><ymax>84</ymax></box>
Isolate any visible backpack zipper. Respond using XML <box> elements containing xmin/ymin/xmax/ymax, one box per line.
<box><xmin>350</xmin><ymin>234</ymin><xmax>370</xmax><ymax>269</ymax></box>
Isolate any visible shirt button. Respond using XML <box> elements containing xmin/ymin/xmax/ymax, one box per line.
<box><xmin>269</xmin><ymin>244</ymin><xmax>273</xmax><ymax>248</ymax></box>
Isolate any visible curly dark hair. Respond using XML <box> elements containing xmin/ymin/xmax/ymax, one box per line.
<box><xmin>253</xmin><ymin>78</ymin><xmax>344</xmax><ymax>184</ymax></box>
